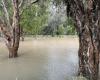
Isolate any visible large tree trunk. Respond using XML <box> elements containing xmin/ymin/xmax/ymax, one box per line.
<box><xmin>7</xmin><ymin>44</ymin><xmax>19</xmax><ymax>58</ymax></box>
<box><xmin>6</xmin><ymin>0</ymin><xmax>20</xmax><ymax>58</ymax></box>
<box><xmin>65</xmin><ymin>0</ymin><xmax>100</xmax><ymax>80</ymax></box>
<box><xmin>78</xmin><ymin>22</ymin><xmax>100</xmax><ymax>80</ymax></box>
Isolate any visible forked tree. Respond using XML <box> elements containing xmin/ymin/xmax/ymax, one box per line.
<box><xmin>65</xmin><ymin>0</ymin><xmax>100</xmax><ymax>80</ymax></box>
<box><xmin>0</xmin><ymin>0</ymin><xmax>38</xmax><ymax>58</ymax></box>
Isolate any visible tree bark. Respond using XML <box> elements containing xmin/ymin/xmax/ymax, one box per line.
<box><xmin>6</xmin><ymin>0</ymin><xmax>20</xmax><ymax>58</ymax></box>
<box><xmin>65</xmin><ymin>0</ymin><xmax>100</xmax><ymax>79</ymax></box>
<box><xmin>77</xmin><ymin>21</ymin><xmax>100</xmax><ymax>80</ymax></box>
<box><xmin>8</xmin><ymin>46</ymin><xmax>18</xmax><ymax>58</ymax></box>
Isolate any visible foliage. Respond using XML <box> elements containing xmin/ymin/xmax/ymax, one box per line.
<box><xmin>20</xmin><ymin>1</ymin><xmax>49</xmax><ymax>35</ymax></box>
<box><xmin>0</xmin><ymin>0</ymin><xmax>76</xmax><ymax>36</ymax></box>
<box><xmin>64</xmin><ymin>17</ymin><xmax>76</xmax><ymax>35</ymax></box>
<box><xmin>72</xmin><ymin>76</ymin><xmax>88</xmax><ymax>80</ymax></box>
<box><xmin>41</xmin><ymin>18</ymin><xmax>76</xmax><ymax>36</ymax></box>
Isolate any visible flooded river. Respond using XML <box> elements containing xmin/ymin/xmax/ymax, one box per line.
<box><xmin>0</xmin><ymin>36</ymin><xmax>79</xmax><ymax>80</ymax></box>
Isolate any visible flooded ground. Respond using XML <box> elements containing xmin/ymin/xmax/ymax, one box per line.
<box><xmin>0</xmin><ymin>36</ymin><xmax>79</xmax><ymax>80</ymax></box>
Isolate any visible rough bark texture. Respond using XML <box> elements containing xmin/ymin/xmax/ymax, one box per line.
<box><xmin>0</xmin><ymin>0</ymin><xmax>20</xmax><ymax>58</ymax></box>
<box><xmin>7</xmin><ymin>0</ymin><xmax>20</xmax><ymax>58</ymax></box>
<box><xmin>65</xmin><ymin>0</ymin><xmax>100</xmax><ymax>80</ymax></box>
<box><xmin>78</xmin><ymin>22</ymin><xmax>100</xmax><ymax>80</ymax></box>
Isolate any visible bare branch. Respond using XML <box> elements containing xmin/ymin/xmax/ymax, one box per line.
<box><xmin>1</xmin><ymin>0</ymin><xmax>12</xmax><ymax>29</ymax></box>
<box><xmin>18</xmin><ymin>0</ymin><xmax>24</xmax><ymax>8</ymax></box>
<box><xmin>30</xmin><ymin>0</ymin><xmax>39</xmax><ymax>4</ymax></box>
<box><xmin>19</xmin><ymin>0</ymin><xmax>39</xmax><ymax>16</ymax></box>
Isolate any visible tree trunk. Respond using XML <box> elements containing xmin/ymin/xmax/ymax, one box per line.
<box><xmin>78</xmin><ymin>23</ymin><xmax>100</xmax><ymax>80</ymax></box>
<box><xmin>8</xmin><ymin>47</ymin><xmax>18</xmax><ymax>58</ymax></box>
<box><xmin>6</xmin><ymin>0</ymin><xmax>20</xmax><ymax>58</ymax></box>
<box><xmin>20</xmin><ymin>27</ymin><xmax>24</xmax><ymax>41</ymax></box>
<box><xmin>65</xmin><ymin>0</ymin><xmax>100</xmax><ymax>79</ymax></box>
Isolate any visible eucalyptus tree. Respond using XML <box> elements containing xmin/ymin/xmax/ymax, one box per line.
<box><xmin>52</xmin><ymin>0</ymin><xmax>100</xmax><ymax>79</ymax></box>
<box><xmin>64</xmin><ymin>0</ymin><xmax>100</xmax><ymax>80</ymax></box>
<box><xmin>0</xmin><ymin>0</ymin><xmax>39</xmax><ymax>58</ymax></box>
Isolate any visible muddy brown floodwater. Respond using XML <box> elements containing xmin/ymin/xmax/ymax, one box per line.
<box><xmin>0</xmin><ymin>36</ymin><xmax>79</xmax><ymax>80</ymax></box>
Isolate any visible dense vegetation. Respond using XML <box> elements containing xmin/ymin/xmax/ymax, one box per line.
<box><xmin>0</xmin><ymin>0</ymin><xmax>76</xmax><ymax>36</ymax></box>
<box><xmin>0</xmin><ymin>0</ymin><xmax>100</xmax><ymax>80</ymax></box>
<box><xmin>19</xmin><ymin>0</ymin><xmax>76</xmax><ymax>36</ymax></box>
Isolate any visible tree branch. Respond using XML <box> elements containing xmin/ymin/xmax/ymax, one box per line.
<box><xmin>19</xmin><ymin>0</ymin><xmax>39</xmax><ymax>16</ymax></box>
<box><xmin>1</xmin><ymin>0</ymin><xmax>12</xmax><ymax>29</ymax></box>
<box><xmin>0</xmin><ymin>21</ymin><xmax>11</xmax><ymax>42</ymax></box>
<box><xmin>30</xmin><ymin>0</ymin><xmax>39</xmax><ymax>4</ymax></box>
<box><xmin>18</xmin><ymin>0</ymin><xmax>24</xmax><ymax>8</ymax></box>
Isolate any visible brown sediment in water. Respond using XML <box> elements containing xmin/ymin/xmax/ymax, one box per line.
<box><xmin>0</xmin><ymin>36</ymin><xmax>79</xmax><ymax>80</ymax></box>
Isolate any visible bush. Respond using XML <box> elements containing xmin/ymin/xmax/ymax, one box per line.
<box><xmin>72</xmin><ymin>76</ymin><xmax>88</xmax><ymax>80</ymax></box>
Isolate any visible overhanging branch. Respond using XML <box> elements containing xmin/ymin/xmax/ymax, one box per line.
<box><xmin>30</xmin><ymin>0</ymin><xmax>39</xmax><ymax>4</ymax></box>
<box><xmin>19</xmin><ymin>0</ymin><xmax>39</xmax><ymax>16</ymax></box>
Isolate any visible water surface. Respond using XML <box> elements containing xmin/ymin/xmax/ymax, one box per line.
<box><xmin>0</xmin><ymin>36</ymin><xmax>79</xmax><ymax>80</ymax></box>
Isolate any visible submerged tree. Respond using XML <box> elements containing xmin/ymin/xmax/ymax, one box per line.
<box><xmin>0</xmin><ymin>0</ymin><xmax>20</xmax><ymax>58</ymax></box>
<box><xmin>65</xmin><ymin>0</ymin><xmax>100</xmax><ymax>80</ymax></box>
<box><xmin>0</xmin><ymin>0</ymin><xmax>39</xmax><ymax>58</ymax></box>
